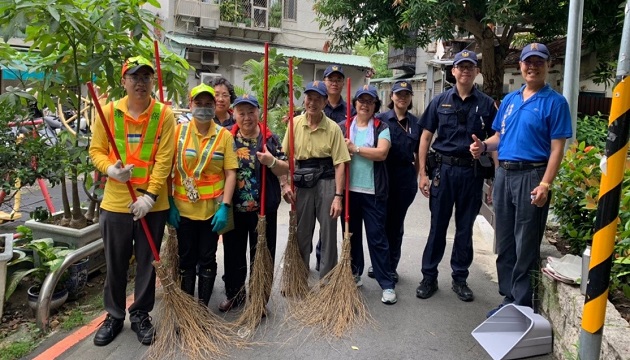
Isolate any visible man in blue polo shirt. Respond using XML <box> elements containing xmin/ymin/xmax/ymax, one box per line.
<box><xmin>417</xmin><ymin>50</ymin><xmax>497</xmax><ymax>302</ymax></box>
<box><xmin>470</xmin><ymin>43</ymin><xmax>572</xmax><ymax>316</ymax></box>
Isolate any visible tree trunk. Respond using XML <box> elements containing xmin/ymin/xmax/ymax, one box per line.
<box><xmin>477</xmin><ymin>30</ymin><xmax>509</xmax><ymax>101</ymax></box>
<box><xmin>60</xmin><ymin>176</ymin><xmax>71</xmax><ymax>227</ymax></box>
<box><xmin>70</xmin><ymin>165</ymin><xmax>87</xmax><ymax>229</ymax></box>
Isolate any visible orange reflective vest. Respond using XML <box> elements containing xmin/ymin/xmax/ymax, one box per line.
<box><xmin>107</xmin><ymin>100</ymin><xmax>166</xmax><ymax>185</ymax></box>
<box><xmin>173</xmin><ymin>123</ymin><xmax>227</xmax><ymax>201</ymax></box>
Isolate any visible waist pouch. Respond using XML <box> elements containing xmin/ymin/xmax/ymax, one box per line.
<box><xmin>293</xmin><ymin>167</ymin><xmax>324</xmax><ymax>188</ymax></box>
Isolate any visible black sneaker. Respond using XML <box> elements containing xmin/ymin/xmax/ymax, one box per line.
<box><xmin>130</xmin><ymin>312</ymin><xmax>155</xmax><ymax>345</ymax></box>
<box><xmin>415</xmin><ymin>279</ymin><xmax>438</xmax><ymax>299</ymax></box>
<box><xmin>367</xmin><ymin>266</ymin><xmax>375</xmax><ymax>279</ymax></box>
<box><xmin>93</xmin><ymin>314</ymin><xmax>124</xmax><ymax>346</ymax></box>
<box><xmin>452</xmin><ymin>281</ymin><xmax>474</xmax><ymax>302</ymax></box>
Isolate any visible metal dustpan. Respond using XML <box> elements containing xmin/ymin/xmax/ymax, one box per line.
<box><xmin>471</xmin><ymin>304</ymin><xmax>552</xmax><ymax>360</ymax></box>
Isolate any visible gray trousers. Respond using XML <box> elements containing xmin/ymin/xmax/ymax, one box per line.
<box><xmin>100</xmin><ymin>210</ymin><xmax>167</xmax><ymax>320</ymax></box>
<box><xmin>493</xmin><ymin>166</ymin><xmax>549</xmax><ymax>307</ymax></box>
<box><xmin>296</xmin><ymin>178</ymin><xmax>338</xmax><ymax>278</ymax></box>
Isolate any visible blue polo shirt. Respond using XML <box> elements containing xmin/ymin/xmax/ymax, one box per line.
<box><xmin>419</xmin><ymin>86</ymin><xmax>496</xmax><ymax>157</ymax></box>
<box><xmin>325</xmin><ymin>98</ymin><xmax>356</xmax><ymax>123</ymax></box>
<box><xmin>493</xmin><ymin>84</ymin><xmax>573</xmax><ymax>162</ymax></box>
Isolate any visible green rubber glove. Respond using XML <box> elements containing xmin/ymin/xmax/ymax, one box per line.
<box><xmin>211</xmin><ymin>203</ymin><xmax>229</xmax><ymax>233</ymax></box>
<box><xmin>167</xmin><ymin>196</ymin><xmax>180</xmax><ymax>229</ymax></box>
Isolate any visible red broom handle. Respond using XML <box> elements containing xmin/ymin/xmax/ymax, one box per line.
<box><xmin>260</xmin><ymin>42</ymin><xmax>269</xmax><ymax>216</ymax></box>
<box><xmin>344</xmin><ymin>78</ymin><xmax>351</xmax><ymax>223</ymax></box>
<box><xmin>86</xmin><ymin>82</ymin><xmax>161</xmax><ymax>262</ymax></box>
<box><xmin>153</xmin><ymin>40</ymin><xmax>165</xmax><ymax>103</ymax></box>
<box><xmin>288</xmin><ymin>58</ymin><xmax>295</xmax><ymax>210</ymax></box>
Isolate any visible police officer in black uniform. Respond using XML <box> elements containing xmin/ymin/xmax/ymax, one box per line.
<box><xmin>416</xmin><ymin>50</ymin><xmax>497</xmax><ymax>302</ymax></box>
<box><xmin>366</xmin><ymin>80</ymin><xmax>420</xmax><ymax>282</ymax></box>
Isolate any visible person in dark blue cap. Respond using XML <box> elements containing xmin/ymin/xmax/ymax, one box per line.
<box><xmin>314</xmin><ymin>64</ymin><xmax>356</xmax><ymax>271</ymax></box>
<box><xmin>281</xmin><ymin>81</ymin><xmax>351</xmax><ymax>278</ymax></box>
<box><xmin>366</xmin><ymin>80</ymin><xmax>421</xmax><ymax>283</ymax></box>
<box><xmin>219</xmin><ymin>93</ymin><xmax>289</xmax><ymax>312</ymax></box>
<box><xmin>470</xmin><ymin>42</ymin><xmax>572</xmax><ymax>317</ymax></box>
<box><xmin>323</xmin><ymin>64</ymin><xmax>356</xmax><ymax>123</ymax></box>
<box><xmin>339</xmin><ymin>84</ymin><xmax>396</xmax><ymax>304</ymax></box>
<box><xmin>416</xmin><ymin>49</ymin><xmax>497</xmax><ymax>302</ymax></box>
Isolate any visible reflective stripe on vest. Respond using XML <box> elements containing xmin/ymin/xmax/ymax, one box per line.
<box><xmin>108</xmin><ymin>100</ymin><xmax>166</xmax><ymax>185</ymax></box>
<box><xmin>173</xmin><ymin>123</ymin><xmax>227</xmax><ymax>201</ymax></box>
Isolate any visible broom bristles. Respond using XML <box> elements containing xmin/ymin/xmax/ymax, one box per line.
<box><xmin>288</xmin><ymin>232</ymin><xmax>371</xmax><ymax>338</ymax></box>
<box><xmin>163</xmin><ymin>226</ymin><xmax>180</xmax><ymax>284</ymax></box>
<box><xmin>280</xmin><ymin>210</ymin><xmax>309</xmax><ymax>299</ymax></box>
<box><xmin>234</xmin><ymin>215</ymin><xmax>274</xmax><ymax>338</ymax></box>
<box><xmin>147</xmin><ymin>258</ymin><xmax>248</xmax><ymax>359</ymax></box>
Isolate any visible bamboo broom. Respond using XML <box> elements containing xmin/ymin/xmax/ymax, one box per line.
<box><xmin>288</xmin><ymin>78</ymin><xmax>370</xmax><ymax>338</ymax></box>
<box><xmin>280</xmin><ymin>57</ymin><xmax>309</xmax><ymax>299</ymax></box>
<box><xmin>87</xmin><ymin>83</ymin><xmax>244</xmax><ymax>359</ymax></box>
<box><xmin>234</xmin><ymin>42</ymin><xmax>275</xmax><ymax>337</ymax></box>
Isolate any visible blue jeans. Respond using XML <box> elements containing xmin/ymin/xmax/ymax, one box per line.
<box><xmin>344</xmin><ymin>191</ymin><xmax>395</xmax><ymax>290</ymax></box>
<box><xmin>493</xmin><ymin>166</ymin><xmax>549</xmax><ymax>307</ymax></box>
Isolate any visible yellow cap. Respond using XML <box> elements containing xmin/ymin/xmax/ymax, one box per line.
<box><xmin>189</xmin><ymin>84</ymin><xmax>216</xmax><ymax>100</ymax></box>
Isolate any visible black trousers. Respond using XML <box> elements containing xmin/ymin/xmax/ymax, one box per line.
<box><xmin>176</xmin><ymin>216</ymin><xmax>219</xmax><ymax>272</ymax></box>
<box><xmin>222</xmin><ymin>211</ymin><xmax>277</xmax><ymax>299</ymax></box>
<box><xmin>100</xmin><ymin>210</ymin><xmax>167</xmax><ymax>320</ymax></box>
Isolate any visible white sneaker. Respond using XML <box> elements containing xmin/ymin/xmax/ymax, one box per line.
<box><xmin>354</xmin><ymin>275</ymin><xmax>363</xmax><ymax>287</ymax></box>
<box><xmin>382</xmin><ymin>289</ymin><xmax>397</xmax><ymax>304</ymax></box>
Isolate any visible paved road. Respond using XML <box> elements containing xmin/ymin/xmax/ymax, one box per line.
<box><xmin>2</xmin><ymin>182</ymin><xmax>552</xmax><ymax>360</ymax></box>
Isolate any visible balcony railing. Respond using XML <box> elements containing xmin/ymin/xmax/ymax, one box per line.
<box><xmin>219</xmin><ymin>0</ymin><xmax>282</xmax><ymax>30</ymax></box>
<box><xmin>175</xmin><ymin>0</ymin><xmax>220</xmax><ymax>29</ymax></box>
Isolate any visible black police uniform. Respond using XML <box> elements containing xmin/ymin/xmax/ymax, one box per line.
<box><xmin>380</xmin><ymin>108</ymin><xmax>421</xmax><ymax>272</ymax></box>
<box><xmin>419</xmin><ymin>86</ymin><xmax>496</xmax><ymax>285</ymax></box>
<box><xmin>324</xmin><ymin>98</ymin><xmax>356</xmax><ymax>124</ymax></box>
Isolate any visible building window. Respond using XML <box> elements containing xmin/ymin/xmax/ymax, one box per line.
<box><xmin>283</xmin><ymin>0</ymin><xmax>296</xmax><ymax>21</ymax></box>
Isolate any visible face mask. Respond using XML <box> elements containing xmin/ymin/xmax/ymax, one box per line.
<box><xmin>192</xmin><ymin>107</ymin><xmax>215</xmax><ymax>122</ymax></box>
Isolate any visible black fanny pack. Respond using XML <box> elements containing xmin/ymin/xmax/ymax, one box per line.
<box><xmin>293</xmin><ymin>167</ymin><xmax>324</xmax><ymax>188</ymax></box>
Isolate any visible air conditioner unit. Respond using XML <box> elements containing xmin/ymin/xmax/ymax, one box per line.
<box><xmin>199</xmin><ymin>17</ymin><xmax>219</xmax><ymax>30</ymax></box>
<box><xmin>199</xmin><ymin>72</ymin><xmax>222</xmax><ymax>85</ymax></box>
<box><xmin>201</xmin><ymin>50</ymin><xmax>219</xmax><ymax>66</ymax></box>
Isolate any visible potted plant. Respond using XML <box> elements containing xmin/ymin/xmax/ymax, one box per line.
<box><xmin>2</xmin><ymin>0</ymin><xmax>191</xmax><ymax>236</ymax></box>
<box><xmin>5</xmin><ymin>238</ymin><xmax>72</xmax><ymax>312</ymax></box>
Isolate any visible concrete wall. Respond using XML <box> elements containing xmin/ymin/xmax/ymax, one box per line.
<box><xmin>540</xmin><ymin>276</ymin><xmax>630</xmax><ymax>359</ymax></box>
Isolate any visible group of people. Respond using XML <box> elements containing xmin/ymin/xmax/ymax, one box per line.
<box><xmin>88</xmin><ymin>40</ymin><xmax>572</xmax><ymax>347</ymax></box>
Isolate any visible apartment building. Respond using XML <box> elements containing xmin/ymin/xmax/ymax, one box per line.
<box><xmin>147</xmin><ymin>0</ymin><xmax>371</xmax><ymax>95</ymax></box>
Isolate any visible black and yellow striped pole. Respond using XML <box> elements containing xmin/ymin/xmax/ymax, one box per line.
<box><xmin>579</xmin><ymin>4</ymin><xmax>630</xmax><ymax>359</ymax></box>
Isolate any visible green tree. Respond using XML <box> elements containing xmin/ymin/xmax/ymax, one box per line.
<box><xmin>238</xmin><ymin>48</ymin><xmax>303</xmax><ymax>139</ymax></box>
<box><xmin>314</xmin><ymin>0</ymin><xmax>624</xmax><ymax>100</ymax></box>
<box><xmin>0</xmin><ymin>0</ymin><xmax>190</xmax><ymax>228</ymax></box>
<box><xmin>353</xmin><ymin>40</ymin><xmax>392</xmax><ymax>79</ymax></box>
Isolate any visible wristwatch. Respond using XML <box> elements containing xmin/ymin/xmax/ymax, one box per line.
<box><xmin>222</xmin><ymin>202</ymin><xmax>231</xmax><ymax>208</ymax></box>
<box><xmin>356</xmin><ymin>146</ymin><xmax>361</xmax><ymax>154</ymax></box>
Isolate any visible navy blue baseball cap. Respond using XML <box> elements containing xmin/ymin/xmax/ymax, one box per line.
<box><xmin>453</xmin><ymin>50</ymin><xmax>478</xmax><ymax>65</ymax></box>
<box><xmin>520</xmin><ymin>43</ymin><xmax>550</xmax><ymax>61</ymax></box>
<box><xmin>304</xmin><ymin>81</ymin><xmax>328</xmax><ymax>97</ymax></box>
<box><xmin>392</xmin><ymin>80</ymin><xmax>413</xmax><ymax>94</ymax></box>
<box><xmin>323</xmin><ymin>65</ymin><xmax>345</xmax><ymax>78</ymax></box>
<box><xmin>232</xmin><ymin>94</ymin><xmax>259</xmax><ymax>108</ymax></box>
<box><xmin>354</xmin><ymin>85</ymin><xmax>379</xmax><ymax>99</ymax></box>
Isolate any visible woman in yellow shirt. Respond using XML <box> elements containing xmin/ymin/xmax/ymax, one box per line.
<box><xmin>168</xmin><ymin>84</ymin><xmax>238</xmax><ymax>306</ymax></box>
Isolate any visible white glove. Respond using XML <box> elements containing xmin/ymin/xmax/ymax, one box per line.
<box><xmin>128</xmin><ymin>195</ymin><xmax>155</xmax><ymax>221</ymax></box>
<box><xmin>106</xmin><ymin>160</ymin><xmax>134</xmax><ymax>183</ymax></box>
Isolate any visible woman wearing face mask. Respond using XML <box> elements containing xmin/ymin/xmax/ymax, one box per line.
<box><xmin>167</xmin><ymin>84</ymin><xmax>238</xmax><ymax>307</ymax></box>
<box><xmin>211</xmin><ymin>77</ymin><xmax>237</xmax><ymax>127</ymax></box>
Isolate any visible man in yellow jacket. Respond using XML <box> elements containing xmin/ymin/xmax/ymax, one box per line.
<box><xmin>89</xmin><ymin>55</ymin><xmax>175</xmax><ymax>346</ymax></box>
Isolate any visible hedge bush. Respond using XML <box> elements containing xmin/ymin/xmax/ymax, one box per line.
<box><xmin>552</xmin><ymin>113</ymin><xmax>630</xmax><ymax>298</ymax></box>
